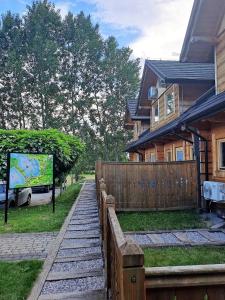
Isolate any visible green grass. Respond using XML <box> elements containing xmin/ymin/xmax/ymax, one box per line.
<box><xmin>80</xmin><ymin>173</ymin><xmax>95</xmax><ymax>181</ymax></box>
<box><xmin>144</xmin><ymin>246</ymin><xmax>225</xmax><ymax>267</ymax></box>
<box><xmin>0</xmin><ymin>183</ymin><xmax>81</xmax><ymax>233</ymax></box>
<box><xmin>117</xmin><ymin>210</ymin><xmax>207</xmax><ymax>231</ymax></box>
<box><xmin>0</xmin><ymin>260</ymin><xmax>43</xmax><ymax>300</ymax></box>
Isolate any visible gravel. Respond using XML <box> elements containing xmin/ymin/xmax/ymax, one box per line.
<box><xmin>57</xmin><ymin>246</ymin><xmax>102</xmax><ymax>257</ymax></box>
<box><xmin>65</xmin><ymin>230</ymin><xmax>100</xmax><ymax>238</ymax></box>
<box><xmin>51</xmin><ymin>258</ymin><xmax>103</xmax><ymax>272</ymax></box>
<box><xmin>186</xmin><ymin>231</ymin><xmax>209</xmax><ymax>243</ymax></box>
<box><xmin>159</xmin><ymin>233</ymin><xmax>182</xmax><ymax>244</ymax></box>
<box><xmin>126</xmin><ymin>234</ymin><xmax>152</xmax><ymax>245</ymax></box>
<box><xmin>41</xmin><ymin>276</ymin><xmax>105</xmax><ymax>295</ymax></box>
<box><xmin>61</xmin><ymin>238</ymin><xmax>100</xmax><ymax>248</ymax></box>
<box><xmin>205</xmin><ymin>231</ymin><xmax>225</xmax><ymax>242</ymax></box>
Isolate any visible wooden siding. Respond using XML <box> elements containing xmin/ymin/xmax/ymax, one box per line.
<box><xmin>211</xmin><ymin>124</ymin><xmax>225</xmax><ymax>182</ymax></box>
<box><xmin>151</xmin><ymin>84</ymin><xmax>179</xmax><ymax>131</ymax></box>
<box><xmin>96</xmin><ymin>161</ymin><xmax>197</xmax><ymax>211</ymax></box>
<box><xmin>216</xmin><ymin>30</ymin><xmax>225</xmax><ymax>93</ymax></box>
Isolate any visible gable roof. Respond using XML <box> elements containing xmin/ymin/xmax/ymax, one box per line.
<box><xmin>180</xmin><ymin>0</ymin><xmax>225</xmax><ymax>62</ymax></box>
<box><xmin>127</xmin><ymin>99</ymin><xmax>150</xmax><ymax>121</ymax></box>
<box><xmin>126</xmin><ymin>86</ymin><xmax>221</xmax><ymax>152</ymax></box>
<box><xmin>145</xmin><ymin>60</ymin><xmax>215</xmax><ymax>83</ymax></box>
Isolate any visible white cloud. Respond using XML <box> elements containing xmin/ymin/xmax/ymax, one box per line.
<box><xmin>83</xmin><ymin>0</ymin><xmax>194</xmax><ymax>61</ymax></box>
<box><xmin>55</xmin><ymin>1</ymin><xmax>74</xmax><ymax>18</ymax></box>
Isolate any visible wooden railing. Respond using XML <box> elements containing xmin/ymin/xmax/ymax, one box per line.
<box><xmin>97</xmin><ymin>178</ymin><xmax>225</xmax><ymax>300</ymax></box>
<box><xmin>99</xmin><ymin>179</ymin><xmax>145</xmax><ymax>299</ymax></box>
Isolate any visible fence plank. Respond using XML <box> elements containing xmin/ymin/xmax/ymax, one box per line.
<box><xmin>97</xmin><ymin>161</ymin><xmax>197</xmax><ymax>211</ymax></box>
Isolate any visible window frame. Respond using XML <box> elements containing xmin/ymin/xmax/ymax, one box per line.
<box><xmin>165</xmin><ymin>91</ymin><xmax>175</xmax><ymax>116</ymax></box>
<box><xmin>166</xmin><ymin>150</ymin><xmax>172</xmax><ymax>162</ymax></box>
<box><xmin>150</xmin><ymin>153</ymin><xmax>156</xmax><ymax>162</ymax></box>
<box><xmin>152</xmin><ymin>101</ymin><xmax>160</xmax><ymax>123</ymax></box>
<box><xmin>218</xmin><ymin>139</ymin><xmax>225</xmax><ymax>170</ymax></box>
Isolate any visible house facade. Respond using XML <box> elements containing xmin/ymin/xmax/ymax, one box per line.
<box><xmin>125</xmin><ymin>0</ymin><xmax>225</xmax><ymax>186</ymax></box>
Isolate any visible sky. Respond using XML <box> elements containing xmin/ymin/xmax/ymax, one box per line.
<box><xmin>0</xmin><ymin>0</ymin><xmax>194</xmax><ymax>61</ymax></box>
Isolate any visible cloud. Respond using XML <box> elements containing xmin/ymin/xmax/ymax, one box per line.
<box><xmin>83</xmin><ymin>0</ymin><xmax>194</xmax><ymax>60</ymax></box>
<box><xmin>55</xmin><ymin>1</ymin><xmax>74</xmax><ymax>18</ymax></box>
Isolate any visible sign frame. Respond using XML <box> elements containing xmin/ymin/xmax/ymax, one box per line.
<box><xmin>4</xmin><ymin>152</ymin><xmax>56</xmax><ymax>224</ymax></box>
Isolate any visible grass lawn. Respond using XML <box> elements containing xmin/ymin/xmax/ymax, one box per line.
<box><xmin>80</xmin><ymin>173</ymin><xmax>95</xmax><ymax>181</ymax></box>
<box><xmin>0</xmin><ymin>260</ymin><xmax>43</xmax><ymax>300</ymax></box>
<box><xmin>117</xmin><ymin>210</ymin><xmax>207</xmax><ymax>232</ymax></box>
<box><xmin>144</xmin><ymin>246</ymin><xmax>225</xmax><ymax>267</ymax></box>
<box><xmin>0</xmin><ymin>183</ymin><xmax>81</xmax><ymax>233</ymax></box>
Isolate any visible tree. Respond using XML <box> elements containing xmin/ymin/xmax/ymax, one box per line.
<box><xmin>88</xmin><ymin>37</ymin><xmax>140</xmax><ymax>161</ymax></box>
<box><xmin>24</xmin><ymin>0</ymin><xmax>62</xmax><ymax>129</ymax></box>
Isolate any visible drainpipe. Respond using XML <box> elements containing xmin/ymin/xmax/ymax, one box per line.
<box><xmin>181</xmin><ymin>125</ymin><xmax>209</xmax><ymax>211</ymax></box>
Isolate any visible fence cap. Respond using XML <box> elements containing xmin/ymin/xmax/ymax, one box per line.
<box><xmin>120</xmin><ymin>237</ymin><xmax>144</xmax><ymax>267</ymax></box>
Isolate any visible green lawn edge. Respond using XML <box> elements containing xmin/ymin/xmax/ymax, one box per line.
<box><xmin>0</xmin><ymin>183</ymin><xmax>82</xmax><ymax>233</ymax></box>
<box><xmin>117</xmin><ymin>210</ymin><xmax>207</xmax><ymax>232</ymax></box>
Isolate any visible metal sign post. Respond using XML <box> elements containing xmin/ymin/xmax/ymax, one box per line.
<box><xmin>4</xmin><ymin>153</ymin><xmax>10</xmax><ymax>224</ymax></box>
<box><xmin>52</xmin><ymin>155</ymin><xmax>56</xmax><ymax>213</ymax></box>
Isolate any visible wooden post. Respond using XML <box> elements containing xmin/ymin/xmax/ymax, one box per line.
<box><xmin>120</xmin><ymin>238</ymin><xmax>145</xmax><ymax>300</ymax></box>
<box><xmin>95</xmin><ymin>160</ymin><xmax>102</xmax><ymax>202</ymax></box>
<box><xmin>104</xmin><ymin>195</ymin><xmax>115</xmax><ymax>294</ymax></box>
<box><xmin>99</xmin><ymin>179</ymin><xmax>106</xmax><ymax>230</ymax></box>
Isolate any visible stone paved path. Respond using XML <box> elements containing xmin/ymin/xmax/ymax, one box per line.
<box><xmin>28</xmin><ymin>181</ymin><xmax>106</xmax><ymax>300</ymax></box>
<box><xmin>0</xmin><ymin>232</ymin><xmax>57</xmax><ymax>261</ymax></box>
<box><xmin>126</xmin><ymin>229</ymin><xmax>225</xmax><ymax>248</ymax></box>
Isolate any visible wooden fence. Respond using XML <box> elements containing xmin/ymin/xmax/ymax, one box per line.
<box><xmin>96</xmin><ymin>160</ymin><xmax>198</xmax><ymax>211</ymax></box>
<box><xmin>98</xmin><ymin>178</ymin><xmax>225</xmax><ymax>300</ymax></box>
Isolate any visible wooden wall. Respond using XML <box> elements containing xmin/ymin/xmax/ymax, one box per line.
<box><xmin>211</xmin><ymin>124</ymin><xmax>225</xmax><ymax>182</ymax></box>
<box><xmin>96</xmin><ymin>161</ymin><xmax>198</xmax><ymax>211</ymax></box>
<box><xmin>216</xmin><ymin>30</ymin><xmax>225</xmax><ymax>93</ymax></box>
<box><xmin>151</xmin><ymin>84</ymin><xmax>179</xmax><ymax>131</ymax></box>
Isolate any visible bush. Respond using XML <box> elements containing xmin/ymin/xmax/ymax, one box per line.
<box><xmin>0</xmin><ymin>129</ymin><xmax>85</xmax><ymax>179</ymax></box>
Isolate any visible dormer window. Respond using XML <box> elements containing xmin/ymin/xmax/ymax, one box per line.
<box><xmin>165</xmin><ymin>92</ymin><xmax>175</xmax><ymax>115</ymax></box>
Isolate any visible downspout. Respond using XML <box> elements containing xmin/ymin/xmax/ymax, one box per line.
<box><xmin>181</xmin><ymin>125</ymin><xmax>209</xmax><ymax>211</ymax></box>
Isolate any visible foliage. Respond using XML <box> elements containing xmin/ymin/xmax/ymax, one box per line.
<box><xmin>0</xmin><ymin>129</ymin><xmax>84</xmax><ymax>179</ymax></box>
<box><xmin>0</xmin><ymin>1</ymin><xmax>140</xmax><ymax>171</ymax></box>
<box><xmin>0</xmin><ymin>260</ymin><xmax>43</xmax><ymax>300</ymax></box>
<box><xmin>0</xmin><ymin>183</ymin><xmax>81</xmax><ymax>233</ymax></box>
<box><xmin>117</xmin><ymin>210</ymin><xmax>207</xmax><ymax>231</ymax></box>
<box><xmin>144</xmin><ymin>246</ymin><xmax>225</xmax><ymax>267</ymax></box>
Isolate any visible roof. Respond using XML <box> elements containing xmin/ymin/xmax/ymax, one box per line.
<box><xmin>145</xmin><ymin>60</ymin><xmax>215</xmax><ymax>83</ymax></box>
<box><xmin>127</xmin><ymin>99</ymin><xmax>150</xmax><ymax>121</ymax></box>
<box><xmin>126</xmin><ymin>86</ymin><xmax>224</xmax><ymax>152</ymax></box>
<box><xmin>180</xmin><ymin>0</ymin><xmax>225</xmax><ymax>62</ymax></box>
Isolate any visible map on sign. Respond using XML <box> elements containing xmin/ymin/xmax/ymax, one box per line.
<box><xmin>9</xmin><ymin>153</ymin><xmax>53</xmax><ymax>189</ymax></box>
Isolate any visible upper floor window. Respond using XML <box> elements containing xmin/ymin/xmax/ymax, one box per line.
<box><xmin>218</xmin><ymin>139</ymin><xmax>225</xmax><ymax>170</ymax></box>
<box><xmin>152</xmin><ymin>102</ymin><xmax>159</xmax><ymax>123</ymax></box>
<box><xmin>165</xmin><ymin>92</ymin><xmax>175</xmax><ymax>115</ymax></box>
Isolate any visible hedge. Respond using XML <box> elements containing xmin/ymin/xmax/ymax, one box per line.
<box><xmin>0</xmin><ymin>129</ymin><xmax>85</xmax><ymax>179</ymax></box>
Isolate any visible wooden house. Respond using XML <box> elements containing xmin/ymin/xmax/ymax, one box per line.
<box><xmin>125</xmin><ymin>0</ymin><xmax>225</xmax><ymax>208</ymax></box>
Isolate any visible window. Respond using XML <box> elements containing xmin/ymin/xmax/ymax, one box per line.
<box><xmin>150</xmin><ymin>153</ymin><xmax>156</xmax><ymax>162</ymax></box>
<box><xmin>190</xmin><ymin>146</ymin><xmax>195</xmax><ymax>160</ymax></box>
<box><xmin>153</xmin><ymin>102</ymin><xmax>159</xmax><ymax>123</ymax></box>
<box><xmin>166</xmin><ymin>150</ymin><xmax>172</xmax><ymax>162</ymax></box>
<box><xmin>218</xmin><ymin>140</ymin><xmax>225</xmax><ymax>170</ymax></box>
<box><xmin>165</xmin><ymin>92</ymin><xmax>175</xmax><ymax>115</ymax></box>
<box><xmin>176</xmin><ymin>147</ymin><xmax>184</xmax><ymax>161</ymax></box>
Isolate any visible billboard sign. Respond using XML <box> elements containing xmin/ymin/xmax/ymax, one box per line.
<box><xmin>9</xmin><ymin>153</ymin><xmax>53</xmax><ymax>189</ymax></box>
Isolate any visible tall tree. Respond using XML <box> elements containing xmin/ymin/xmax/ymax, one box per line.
<box><xmin>24</xmin><ymin>0</ymin><xmax>62</xmax><ymax>129</ymax></box>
